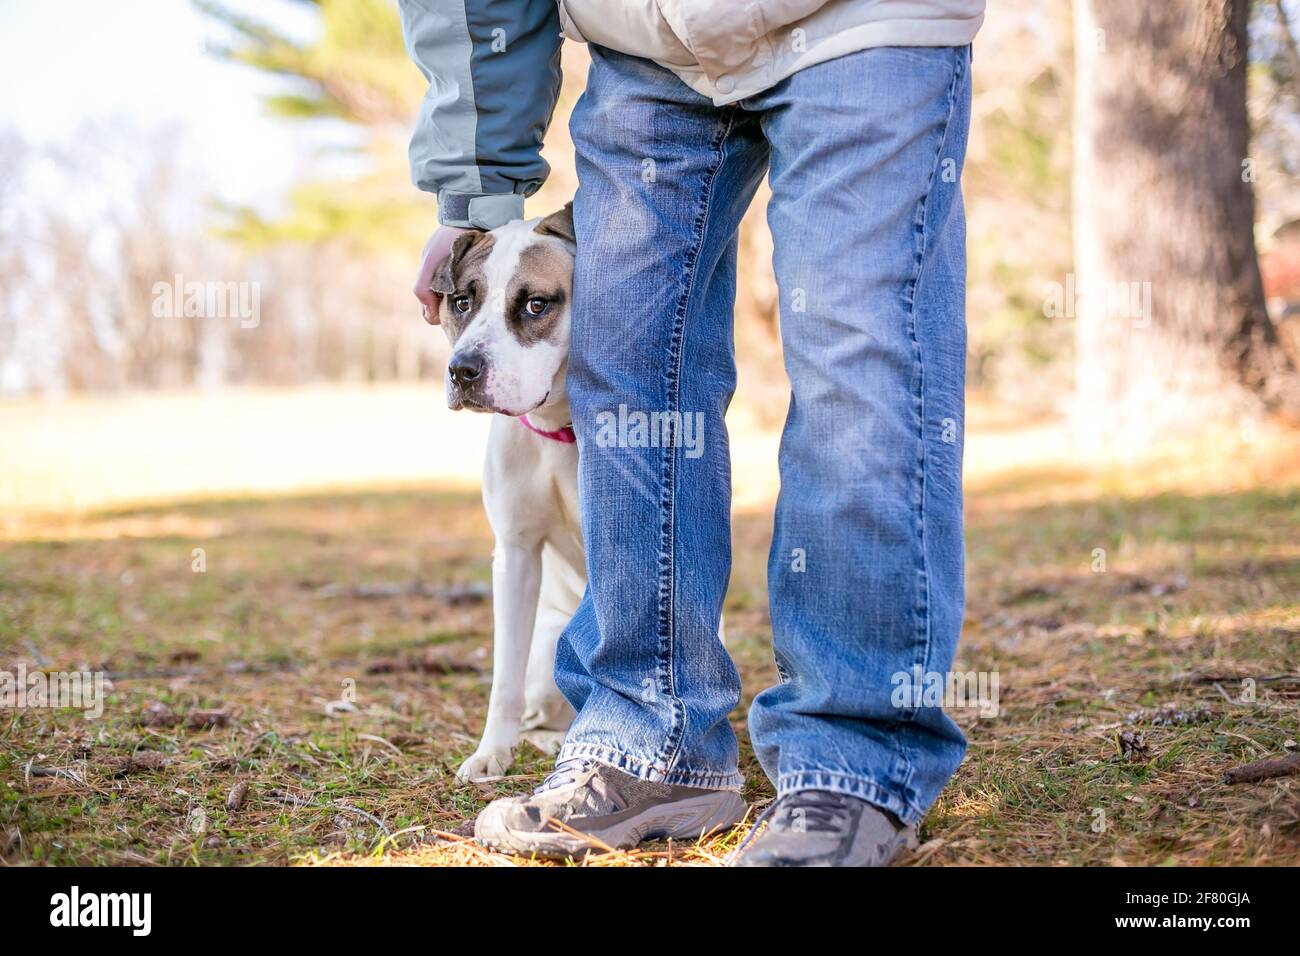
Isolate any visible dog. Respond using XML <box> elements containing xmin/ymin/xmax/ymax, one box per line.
<box><xmin>430</xmin><ymin>204</ymin><xmax>583</xmax><ymax>782</ymax></box>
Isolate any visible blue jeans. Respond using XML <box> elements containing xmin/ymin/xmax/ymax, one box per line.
<box><xmin>555</xmin><ymin>44</ymin><xmax>971</xmax><ymax>825</ymax></box>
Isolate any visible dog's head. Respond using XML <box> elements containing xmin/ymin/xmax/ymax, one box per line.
<box><xmin>430</xmin><ymin>204</ymin><xmax>575</xmax><ymax>416</ymax></box>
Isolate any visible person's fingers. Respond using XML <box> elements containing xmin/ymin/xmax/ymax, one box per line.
<box><xmin>414</xmin><ymin>233</ymin><xmax>442</xmax><ymax>324</ymax></box>
<box><xmin>413</xmin><ymin>277</ymin><xmax>437</xmax><ymax>309</ymax></box>
<box><xmin>414</xmin><ymin>226</ymin><xmax>469</xmax><ymax>326</ymax></box>
<box><xmin>415</xmin><ymin>287</ymin><xmax>440</xmax><ymax>325</ymax></box>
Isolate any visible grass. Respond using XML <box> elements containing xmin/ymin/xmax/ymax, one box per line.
<box><xmin>1</xmin><ymin>388</ymin><xmax>1298</xmax><ymax>866</ymax></box>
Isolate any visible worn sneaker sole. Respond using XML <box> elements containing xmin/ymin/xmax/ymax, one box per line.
<box><xmin>475</xmin><ymin>789</ymin><xmax>748</xmax><ymax>859</ymax></box>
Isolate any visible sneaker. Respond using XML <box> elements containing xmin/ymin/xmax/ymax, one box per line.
<box><xmin>728</xmin><ymin>790</ymin><xmax>917</xmax><ymax>867</ymax></box>
<box><xmin>474</xmin><ymin>758</ymin><xmax>747</xmax><ymax>859</ymax></box>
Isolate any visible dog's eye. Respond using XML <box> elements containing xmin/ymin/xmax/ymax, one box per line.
<box><xmin>524</xmin><ymin>297</ymin><xmax>550</xmax><ymax>317</ymax></box>
<box><xmin>452</xmin><ymin>295</ymin><xmax>472</xmax><ymax>314</ymax></box>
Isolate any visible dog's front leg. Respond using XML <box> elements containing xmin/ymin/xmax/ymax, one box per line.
<box><xmin>456</xmin><ymin>540</ymin><xmax>542</xmax><ymax>782</ymax></box>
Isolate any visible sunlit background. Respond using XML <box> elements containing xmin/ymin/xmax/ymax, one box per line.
<box><xmin>2</xmin><ymin>1</ymin><xmax>1298</xmax><ymax>517</ymax></box>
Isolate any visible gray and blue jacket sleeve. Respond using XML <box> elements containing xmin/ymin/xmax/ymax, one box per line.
<box><xmin>399</xmin><ymin>0</ymin><xmax>562</xmax><ymax>229</ymax></box>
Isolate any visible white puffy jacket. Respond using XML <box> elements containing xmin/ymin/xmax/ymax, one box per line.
<box><xmin>558</xmin><ymin>0</ymin><xmax>983</xmax><ymax>103</ymax></box>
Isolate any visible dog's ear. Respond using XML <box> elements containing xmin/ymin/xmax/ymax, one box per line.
<box><xmin>535</xmin><ymin>203</ymin><xmax>575</xmax><ymax>245</ymax></box>
<box><xmin>430</xmin><ymin>230</ymin><xmax>487</xmax><ymax>294</ymax></box>
<box><xmin>431</xmin><ymin>230</ymin><xmax>485</xmax><ymax>295</ymax></box>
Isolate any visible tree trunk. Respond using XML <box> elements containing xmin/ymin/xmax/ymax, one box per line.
<box><xmin>1072</xmin><ymin>0</ymin><xmax>1300</xmax><ymax>452</ymax></box>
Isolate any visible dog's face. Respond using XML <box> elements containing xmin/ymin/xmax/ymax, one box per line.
<box><xmin>431</xmin><ymin>205</ymin><xmax>575</xmax><ymax>416</ymax></box>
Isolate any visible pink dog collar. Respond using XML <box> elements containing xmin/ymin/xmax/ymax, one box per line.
<box><xmin>519</xmin><ymin>414</ymin><xmax>577</xmax><ymax>444</ymax></box>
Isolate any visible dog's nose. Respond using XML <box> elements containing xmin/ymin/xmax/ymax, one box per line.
<box><xmin>448</xmin><ymin>351</ymin><xmax>485</xmax><ymax>388</ymax></box>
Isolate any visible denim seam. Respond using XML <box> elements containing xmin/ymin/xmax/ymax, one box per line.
<box><xmin>894</xmin><ymin>48</ymin><xmax>965</xmax><ymax>807</ymax></box>
<box><xmin>559</xmin><ymin>741</ymin><xmax>744</xmax><ymax>791</ymax></box>
<box><xmin>777</xmin><ymin>769</ymin><xmax>926</xmax><ymax>827</ymax></box>
<box><xmin>652</xmin><ymin>107</ymin><xmax>738</xmax><ymax>781</ymax></box>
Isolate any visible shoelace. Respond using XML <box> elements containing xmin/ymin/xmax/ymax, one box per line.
<box><xmin>729</xmin><ymin>790</ymin><xmax>855</xmax><ymax>858</ymax></box>
<box><xmin>534</xmin><ymin>757</ymin><xmax>596</xmax><ymax>794</ymax></box>
<box><xmin>779</xmin><ymin>790</ymin><xmax>856</xmax><ymax>833</ymax></box>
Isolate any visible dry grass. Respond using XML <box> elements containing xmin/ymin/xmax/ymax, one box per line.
<box><xmin>1</xmin><ymin>387</ymin><xmax>1298</xmax><ymax>866</ymax></box>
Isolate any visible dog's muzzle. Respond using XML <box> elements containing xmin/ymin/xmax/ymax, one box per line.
<box><xmin>447</xmin><ymin>350</ymin><xmax>489</xmax><ymax>410</ymax></box>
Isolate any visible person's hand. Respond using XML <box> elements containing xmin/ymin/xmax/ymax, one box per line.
<box><xmin>414</xmin><ymin>224</ymin><xmax>469</xmax><ymax>325</ymax></box>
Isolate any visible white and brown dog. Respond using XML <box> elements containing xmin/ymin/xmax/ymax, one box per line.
<box><xmin>431</xmin><ymin>204</ymin><xmax>583</xmax><ymax>782</ymax></box>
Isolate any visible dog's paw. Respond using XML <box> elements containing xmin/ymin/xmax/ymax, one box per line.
<box><xmin>455</xmin><ymin>746</ymin><xmax>514</xmax><ymax>783</ymax></box>
<box><xmin>520</xmin><ymin>728</ymin><xmax>567</xmax><ymax>755</ymax></box>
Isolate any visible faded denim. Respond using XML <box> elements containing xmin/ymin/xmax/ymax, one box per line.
<box><xmin>555</xmin><ymin>43</ymin><xmax>972</xmax><ymax>825</ymax></box>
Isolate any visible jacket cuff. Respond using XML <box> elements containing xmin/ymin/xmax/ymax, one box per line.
<box><xmin>437</xmin><ymin>192</ymin><xmax>526</xmax><ymax>229</ymax></box>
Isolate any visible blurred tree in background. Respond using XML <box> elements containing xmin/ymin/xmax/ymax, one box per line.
<box><xmin>1251</xmin><ymin>0</ymin><xmax>1300</xmax><ymax>233</ymax></box>
<box><xmin>195</xmin><ymin>0</ymin><xmax>433</xmax><ymax>253</ymax></box>
<box><xmin>1073</xmin><ymin>0</ymin><xmax>1300</xmax><ymax>451</ymax></box>
<box><xmin>962</xmin><ymin>2</ymin><xmax>1074</xmax><ymax>402</ymax></box>
<box><xmin>2</xmin><ymin>1</ymin><xmax>1294</xmax><ymax>418</ymax></box>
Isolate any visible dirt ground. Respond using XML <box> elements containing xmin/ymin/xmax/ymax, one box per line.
<box><xmin>2</xmin><ymin>388</ymin><xmax>1297</xmax><ymax>865</ymax></box>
